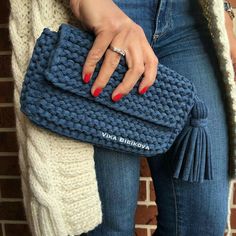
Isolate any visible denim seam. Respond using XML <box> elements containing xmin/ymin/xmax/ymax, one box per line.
<box><xmin>154</xmin><ymin>0</ymin><xmax>162</xmax><ymax>31</ymax></box>
<box><xmin>150</xmin><ymin>0</ymin><xmax>173</xmax><ymax>47</ymax></box>
<box><xmin>168</xmin><ymin>152</ymin><xmax>179</xmax><ymax>236</ymax></box>
<box><xmin>162</xmin><ymin>0</ymin><xmax>173</xmax><ymax>36</ymax></box>
<box><xmin>170</xmin><ymin>177</ymin><xmax>179</xmax><ymax>236</ymax></box>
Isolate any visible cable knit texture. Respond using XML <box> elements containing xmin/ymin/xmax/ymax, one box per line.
<box><xmin>8</xmin><ymin>0</ymin><xmax>236</xmax><ymax>235</ymax></box>
<box><xmin>9</xmin><ymin>0</ymin><xmax>102</xmax><ymax>235</ymax></box>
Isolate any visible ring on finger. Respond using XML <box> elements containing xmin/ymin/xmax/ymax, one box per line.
<box><xmin>108</xmin><ymin>45</ymin><xmax>126</xmax><ymax>57</ymax></box>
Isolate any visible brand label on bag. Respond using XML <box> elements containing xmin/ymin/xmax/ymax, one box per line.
<box><xmin>101</xmin><ymin>132</ymin><xmax>150</xmax><ymax>150</ymax></box>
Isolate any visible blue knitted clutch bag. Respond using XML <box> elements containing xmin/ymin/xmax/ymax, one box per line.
<box><xmin>20</xmin><ymin>23</ymin><xmax>213</xmax><ymax>183</ymax></box>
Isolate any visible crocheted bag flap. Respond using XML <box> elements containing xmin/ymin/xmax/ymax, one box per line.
<box><xmin>20</xmin><ymin>29</ymin><xmax>174</xmax><ymax>157</ymax></box>
<box><xmin>44</xmin><ymin>23</ymin><xmax>196</xmax><ymax>131</ymax></box>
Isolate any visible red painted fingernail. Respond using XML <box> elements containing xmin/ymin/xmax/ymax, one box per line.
<box><xmin>139</xmin><ymin>86</ymin><xmax>149</xmax><ymax>95</ymax></box>
<box><xmin>93</xmin><ymin>87</ymin><xmax>103</xmax><ymax>97</ymax></box>
<box><xmin>83</xmin><ymin>73</ymin><xmax>91</xmax><ymax>83</ymax></box>
<box><xmin>112</xmin><ymin>93</ymin><xmax>123</xmax><ymax>102</ymax></box>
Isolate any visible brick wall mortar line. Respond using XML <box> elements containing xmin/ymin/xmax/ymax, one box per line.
<box><xmin>135</xmin><ymin>224</ymin><xmax>157</xmax><ymax>230</ymax></box>
<box><xmin>0</xmin><ymin>152</ymin><xmax>18</xmax><ymax>156</ymax></box>
<box><xmin>0</xmin><ymin>51</ymin><xmax>11</xmax><ymax>56</ymax></box>
<box><xmin>0</xmin><ymin>78</ymin><xmax>13</xmax><ymax>81</ymax></box>
<box><xmin>146</xmin><ymin>179</ymin><xmax>150</xmax><ymax>202</ymax></box>
<box><xmin>0</xmin><ymin>176</ymin><xmax>21</xmax><ymax>179</ymax></box>
<box><xmin>231</xmin><ymin>180</ymin><xmax>236</xmax><ymax>207</ymax></box>
<box><xmin>137</xmin><ymin>201</ymin><xmax>156</xmax><ymax>206</ymax></box>
<box><xmin>0</xmin><ymin>199</ymin><xmax>22</xmax><ymax>202</ymax></box>
<box><xmin>0</xmin><ymin>128</ymin><xmax>16</xmax><ymax>132</ymax></box>
<box><xmin>0</xmin><ymin>221</ymin><xmax>28</xmax><ymax>224</ymax></box>
<box><xmin>140</xmin><ymin>177</ymin><xmax>152</xmax><ymax>181</ymax></box>
<box><xmin>0</xmin><ymin>103</ymin><xmax>14</xmax><ymax>107</ymax></box>
<box><xmin>2</xmin><ymin>223</ymin><xmax>5</xmax><ymax>236</ymax></box>
<box><xmin>225</xmin><ymin>229</ymin><xmax>232</xmax><ymax>236</ymax></box>
<box><xmin>0</xmin><ymin>24</ymin><xmax>8</xmax><ymax>28</ymax></box>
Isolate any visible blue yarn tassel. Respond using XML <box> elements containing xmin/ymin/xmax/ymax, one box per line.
<box><xmin>170</xmin><ymin>97</ymin><xmax>213</xmax><ymax>183</ymax></box>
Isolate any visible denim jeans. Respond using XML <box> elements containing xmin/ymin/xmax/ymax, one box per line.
<box><xmin>82</xmin><ymin>0</ymin><xmax>230</xmax><ymax>235</ymax></box>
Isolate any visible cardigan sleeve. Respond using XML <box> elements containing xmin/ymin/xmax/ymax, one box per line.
<box><xmin>9</xmin><ymin>0</ymin><xmax>102</xmax><ymax>235</ymax></box>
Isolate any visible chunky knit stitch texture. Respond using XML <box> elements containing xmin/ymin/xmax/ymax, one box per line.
<box><xmin>20</xmin><ymin>23</ymin><xmax>203</xmax><ymax>156</ymax></box>
<box><xmin>9</xmin><ymin>1</ymin><xmax>102</xmax><ymax>235</ymax></box>
<box><xmin>8</xmin><ymin>0</ymin><xmax>236</xmax><ymax>235</ymax></box>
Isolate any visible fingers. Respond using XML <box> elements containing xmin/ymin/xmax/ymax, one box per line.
<box><xmin>82</xmin><ymin>31</ymin><xmax>114</xmax><ymax>83</ymax></box>
<box><xmin>90</xmin><ymin>44</ymin><xmax>122</xmax><ymax>97</ymax></box>
<box><xmin>110</xmin><ymin>42</ymin><xmax>158</xmax><ymax>100</ymax></box>
<box><xmin>138</xmin><ymin>48</ymin><xmax>158</xmax><ymax>95</ymax></box>
<box><xmin>111</xmin><ymin>44</ymin><xmax>144</xmax><ymax>101</ymax></box>
<box><xmin>137</xmin><ymin>26</ymin><xmax>159</xmax><ymax>94</ymax></box>
<box><xmin>84</xmin><ymin>22</ymin><xmax>159</xmax><ymax>102</ymax></box>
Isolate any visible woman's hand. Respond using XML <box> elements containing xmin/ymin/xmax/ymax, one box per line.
<box><xmin>70</xmin><ymin>0</ymin><xmax>158</xmax><ymax>101</ymax></box>
<box><xmin>224</xmin><ymin>11</ymin><xmax>236</xmax><ymax>81</ymax></box>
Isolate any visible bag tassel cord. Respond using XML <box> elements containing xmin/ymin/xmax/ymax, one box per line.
<box><xmin>170</xmin><ymin>96</ymin><xmax>213</xmax><ymax>183</ymax></box>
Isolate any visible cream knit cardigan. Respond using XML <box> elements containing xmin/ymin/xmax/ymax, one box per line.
<box><xmin>8</xmin><ymin>0</ymin><xmax>236</xmax><ymax>235</ymax></box>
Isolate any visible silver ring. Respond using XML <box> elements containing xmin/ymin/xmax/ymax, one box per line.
<box><xmin>109</xmin><ymin>45</ymin><xmax>126</xmax><ymax>57</ymax></box>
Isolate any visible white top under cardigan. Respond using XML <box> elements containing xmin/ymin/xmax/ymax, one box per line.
<box><xmin>8</xmin><ymin>0</ymin><xmax>236</xmax><ymax>235</ymax></box>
